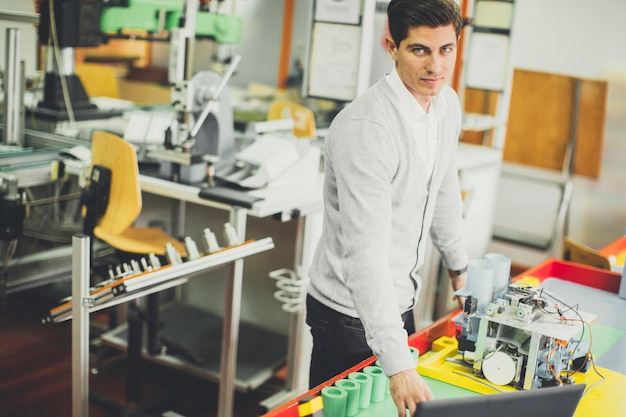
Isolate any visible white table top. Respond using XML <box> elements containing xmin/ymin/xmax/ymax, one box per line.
<box><xmin>140</xmin><ymin>172</ymin><xmax>324</xmax><ymax>219</ymax></box>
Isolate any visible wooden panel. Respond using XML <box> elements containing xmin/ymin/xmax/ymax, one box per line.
<box><xmin>502</xmin><ymin>69</ymin><xmax>607</xmax><ymax>178</ymax></box>
<box><xmin>503</xmin><ymin>70</ymin><xmax>574</xmax><ymax>171</ymax></box>
<box><xmin>464</xmin><ymin>88</ymin><xmax>499</xmax><ymax>115</ymax></box>
<box><xmin>574</xmin><ymin>79</ymin><xmax>608</xmax><ymax>178</ymax></box>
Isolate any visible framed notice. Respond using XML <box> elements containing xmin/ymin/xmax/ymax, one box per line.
<box><xmin>314</xmin><ymin>0</ymin><xmax>361</xmax><ymax>25</ymax></box>
<box><xmin>474</xmin><ymin>1</ymin><xmax>514</xmax><ymax>30</ymax></box>
<box><xmin>306</xmin><ymin>22</ymin><xmax>362</xmax><ymax>102</ymax></box>
<box><xmin>464</xmin><ymin>31</ymin><xmax>510</xmax><ymax>91</ymax></box>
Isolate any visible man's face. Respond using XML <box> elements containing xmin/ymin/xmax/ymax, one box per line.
<box><xmin>386</xmin><ymin>24</ymin><xmax>458</xmax><ymax>110</ymax></box>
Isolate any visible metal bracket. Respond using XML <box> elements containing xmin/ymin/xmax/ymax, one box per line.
<box><xmin>82</xmin><ymin>297</ymin><xmax>95</xmax><ymax>307</ymax></box>
<box><xmin>112</xmin><ymin>284</ymin><xmax>127</xmax><ymax>296</ymax></box>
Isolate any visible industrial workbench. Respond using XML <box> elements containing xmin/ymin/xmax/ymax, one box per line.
<box><xmin>261</xmin><ymin>258</ymin><xmax>626</xmax><ymax>417</ymax></box>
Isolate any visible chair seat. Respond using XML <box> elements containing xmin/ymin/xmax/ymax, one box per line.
<box><xmin>95</xmin><ymin>226</ymin><xmax>188</xmax><ymax>258</ymax></box>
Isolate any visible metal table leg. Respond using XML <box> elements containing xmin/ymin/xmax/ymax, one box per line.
<box><xmin>260</xmin><ymin>210</ymin><xmax>321</xmax><ymax>410</ymax></box>
<box><xmin>217</xmin><ymin>207</ymin><xmax>247</xmax><ymax>417</ymax></box>
<box><xmin>72</xmin><ymin>234</ymin><xmax>91</xmax><ymax>417</ymax></box>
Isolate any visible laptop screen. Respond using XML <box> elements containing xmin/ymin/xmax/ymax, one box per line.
<box><xmin>413</xmin><ymin>384</ymin><xmax>585</xmax><ymax>417</ymax></box>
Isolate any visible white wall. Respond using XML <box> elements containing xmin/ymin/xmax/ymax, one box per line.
<box><xmin>0</xmin><ymin>1</ymin><xmax>39</xmax><ymax>78</ymax></box>
<box><xmin>490</xmin><ymin>0</ymin><xmax>626</xmax><ymax>263</ymax></box>
<box><xmin>230</xmin><ymin>0</ymin><xmax>312</xmax><ymax>89</ymax></box>
<box><xmin>511</xmin><ymin>0</ymin><xmax>626</xmax><ymax>79</ymax></box>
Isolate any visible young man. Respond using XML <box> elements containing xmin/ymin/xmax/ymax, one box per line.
<box><xmin>306</xmin><ymin>1</ymin><xmax>469</xmax><ymax>416</ymax></box>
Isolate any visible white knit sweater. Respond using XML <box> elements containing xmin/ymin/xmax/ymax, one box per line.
<box><xmin>307</xmin><ymin>76</ymin><xmax>469</xmax><ymax>377</ymax></box>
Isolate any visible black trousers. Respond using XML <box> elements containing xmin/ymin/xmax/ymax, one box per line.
<box><xmin>306</xmin><ymin>294</ymin><xmax>415</xmax><ymax>389</ymax></box>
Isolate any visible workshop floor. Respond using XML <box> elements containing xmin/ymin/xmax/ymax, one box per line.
<box><xmin>0</xmin><ymin>288</ymin><xmax>285</xmax><ymax>417</ymax></box>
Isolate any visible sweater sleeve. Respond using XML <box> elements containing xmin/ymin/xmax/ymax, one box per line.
<box><xmin>327</xmin><ymin>115</ymin><xmax>416</xmax><ymax>376</ymax></box>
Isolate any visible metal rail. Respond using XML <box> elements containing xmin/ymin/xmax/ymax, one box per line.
<box><xmin>67</xmin><ymin>234</ymin><xmax>274</xmax><ymax>417</ymax></box>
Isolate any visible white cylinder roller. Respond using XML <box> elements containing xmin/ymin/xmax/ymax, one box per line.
<box><xmin>482</xmin><ymin>351</ymin><xmax>517</xmax><ymax>386</ymax></box>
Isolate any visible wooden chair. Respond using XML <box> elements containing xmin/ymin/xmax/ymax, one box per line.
<box><xmin>267</xmin><ymin>101</ymin><xmax>317</xmax><ymax>139</ymax></box>
<box><xmin>84</xmin><ymin>130</ymin><xmax>187</xmax><ymax>258</ymax></box>
<box><xmin>82</xmin><ymin>130</ymin><xmax>187</xmax><ymax>414</ymax></box>
<box><xmin>562</xmin><ymin>236</ymin><xmax>611</xmax><ymax>270</ymax></box>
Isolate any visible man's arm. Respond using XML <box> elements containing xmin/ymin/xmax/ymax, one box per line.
<box><xmin>387</xmin><ymin>270</ymin><xmax>466</xmax><ymax>417</ymax></box>
<box><xmin>448</xmin><ymin>267</ymin><xmax>468</xmax><ymax>307</ymax></box>
<box><xmin>329</xmin><ymin>116</ymin><xmax>417</xmax><ymax>377</ymax></box>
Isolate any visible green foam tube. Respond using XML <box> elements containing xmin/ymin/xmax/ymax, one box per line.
<box><xmin>334</xmin><ymin>379</ymin><xmax>360</xmax><ymax>416</ymax></box>
<box><xmin>321</xmin><ymin>386</ymin><xmax>347</xmax><ymax>417</ymax></box>
<box><xmin>362</xmin><ymin>365</ymin><xmax>387</xmax><ymax>402</ymax></box>
<box><xmin>348</xmin><ymin>371</ymin><xmax>373</xmax><ymax>409</ymax></box>
<box><xmin>373</xmin><ymin>360</ymin><xmax>390</xmax><ymax>394</ymax></box>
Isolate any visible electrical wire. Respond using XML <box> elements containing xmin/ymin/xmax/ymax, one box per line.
<box><xmin>565</xmin><ymin>319</ymin><xmax>594</xmax><ymax>378</ymax></box>
<box><xmin>48</xmin><ymin>0</ymin><xmax>77</xmax><ymax>131</ymax></box>
<box><xmin>28</xmin><ymin>29</ymin><xmax>49</xmax><ymax>131</ymax></box>
<box><xmin>534</xmin><ymin>291</ymin><xmax>604</xmax><ymax>394</ymax></box>
<box><xmin>582</xmin><ymin>353</ymin><xmax>606</xmax><ymax>397</ymax></box>
<box><xmin>462</xmin><ymin>284</ymin><xmax>604</xmax><ymax>394</ymax></box>
<box><xmin>534</xmin><ymin>290</ymin><xmax>587</xmax><ymax>367</ymax></box>
<box><xmin>547</xmin><ymin>343</ymin><xmax>564</xmax><ymax>386</ymax></box>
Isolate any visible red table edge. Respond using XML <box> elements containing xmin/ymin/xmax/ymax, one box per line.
<box><xmin>519</xmin><ymin>258</ymin><xmax>621</xmax><ymax>294</ymax></box>
<box><xmin>261</xmin><ymin>258</ymin><xmax>623</xmax><ymax>417</ymax></box>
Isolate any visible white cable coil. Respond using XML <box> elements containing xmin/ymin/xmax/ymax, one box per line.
<box><xmin>268</xmin><ymin>268</ymin><xmax>308</xmax><ymax>313</ymax></box>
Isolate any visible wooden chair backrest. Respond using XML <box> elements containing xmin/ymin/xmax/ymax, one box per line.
<box><xmin>90</xmin><ymin>130</ymin><xmax>142</xmax><ymax>235</ymax></box>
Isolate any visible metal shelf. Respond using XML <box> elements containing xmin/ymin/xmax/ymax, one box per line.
<box><xmin>101</xmin><ymin>302</ymin><xmax>288</xmax><ymax>392</ymax></box>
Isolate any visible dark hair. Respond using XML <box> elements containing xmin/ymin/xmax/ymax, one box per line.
<box><xmin>387</xmin><ymin>0</ymin><xmax>462</xmax><ymax>47</ymax></box>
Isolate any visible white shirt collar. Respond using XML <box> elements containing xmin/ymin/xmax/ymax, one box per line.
<box><xmin>385</xmin><ymin>66</ymin><xmax>448</xmax><ymax>122</ymax></box>
<box><xmin>386</xmin><ymin>66</ymin><xmax>448</xmax><ymax>176</ymax></box>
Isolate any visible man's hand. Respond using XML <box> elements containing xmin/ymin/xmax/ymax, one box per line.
<box><xmin>389</xmin><ymin>369</ymin><xmax>434</xmax><ymax>417</ymax></box>
<box><xmin>449</xmin><ymin>271</ymin><xmax>467</xmax><ymax>308</ymax></box>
